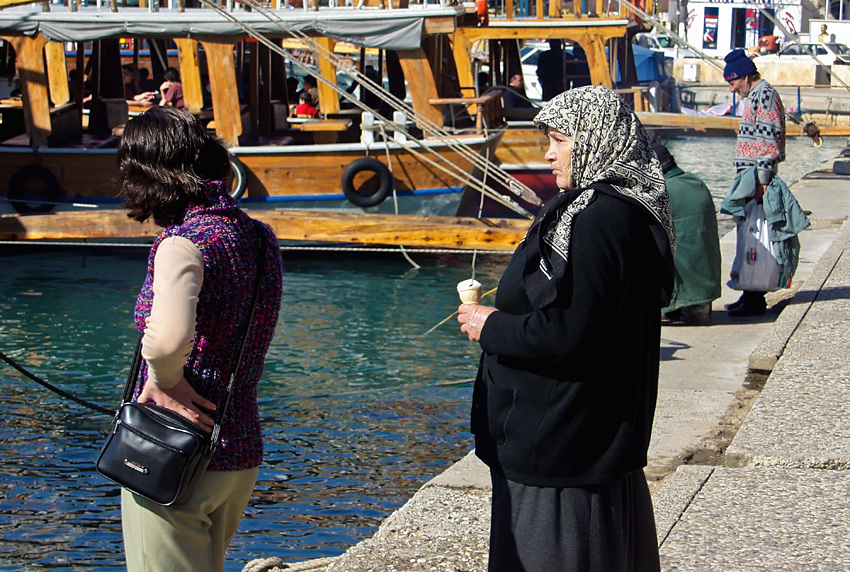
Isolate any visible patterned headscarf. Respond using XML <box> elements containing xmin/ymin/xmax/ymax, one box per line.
<box><xmin>523</xmin><ymin>86</ymin><xmax>675</xmax><ymax>308</ymax></box>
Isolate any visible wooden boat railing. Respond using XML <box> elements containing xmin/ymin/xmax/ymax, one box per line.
<box><xmin>494</xmin><ymin>0</ymin><xmax>653</xmax><ymax>20</ymax></box>
<box><xmin>429</xmin><ymin>91</ymin><xmax>505</xmax><ymax>133</ymax></box>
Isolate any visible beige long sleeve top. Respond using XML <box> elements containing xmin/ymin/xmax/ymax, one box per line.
<box><xmin>140</xmin><ymin>236</ymin><xmax>204</xmax><ymax>389</ymax></box>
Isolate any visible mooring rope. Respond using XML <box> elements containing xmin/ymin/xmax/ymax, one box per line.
<box><xmin>0</xmin><ymin>349</ymin><xmax>113</xmax><ymax>415</ymax></box>
<box><xmin>0</xmin><ymin>345</ymin><xmax>475</xmax><ymax>410</ymax></box>
<box><xmin>0</xmin><ymin>196</ymin><xmax>104</xmax><ymax>209</ymax></box>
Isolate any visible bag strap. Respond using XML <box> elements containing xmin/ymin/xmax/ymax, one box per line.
<box><xmin>209</xmin><ymin>224</ymin><xmax>267</xmax><ymax>450</ymax></box>
<box><xmin>119</xmin><ymin>222</ymin><xmax>269</xmax><ymax>453</ymax></box>
<box><xmin>121</xmin><ymin>335</ymin><xmax>144</xmax><ymax>405</ymax></box>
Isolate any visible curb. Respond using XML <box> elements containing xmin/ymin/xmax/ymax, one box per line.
<box><xmin>749</xmin><ymin>220</ymin><xmax>850</xmax><ymax>372</ymax></box>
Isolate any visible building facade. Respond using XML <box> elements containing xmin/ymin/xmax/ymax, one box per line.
<box><xmin>679</xmin><ymin>0</ymin><xmax>818</xmax><ymax>57</ymax></box>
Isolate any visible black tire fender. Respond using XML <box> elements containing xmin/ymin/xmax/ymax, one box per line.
<box><xmin>7</xmin><ymin>164</ymin><xmax>63</xmax><ymax>214</ymax></box>
<box><xmin>341</xmin><ymin>157</ymin><xmax>393</xmax><ymax>208</ymax></box>
<box><xmin>228</xmin><ymin>152</ymin><xmax>247</xmax><ymax>200</ymax></box>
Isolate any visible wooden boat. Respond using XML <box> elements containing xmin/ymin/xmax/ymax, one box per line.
<box><xmin>447</xmin><ymin>0</ymin><xmax>660</xmax><ymax>216</ymax></box>
<box><xmin>0</xmin><ymin>0</ymin><xmax>524</xmax><ymax>228</ymax></box>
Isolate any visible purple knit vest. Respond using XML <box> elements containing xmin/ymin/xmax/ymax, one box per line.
<box><xmin>134</xmin><ymin>183</ymin><xmax>283</xmax><ymax>471</ymax></box>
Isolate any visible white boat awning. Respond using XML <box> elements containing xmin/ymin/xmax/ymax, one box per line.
<box><xmin>0</xmin><ymin>5</ymin><xmax>463</xmax><ymax>50</ymax></box>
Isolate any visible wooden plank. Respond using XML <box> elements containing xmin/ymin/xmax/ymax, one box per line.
<box><xmin>582</xmin><ymin>36</ymin><xmax>612</xmax><ymax>88</ymax></box>
<box><xmin>0</xmin><ymin>210</ymin><xmax>530</xmax><ymax>251</ymax></box>
<box><xmin>638</xmin><ymin>113</ymin><xmax>850</xmax><ymax>137</ymax></box>
<box><xmin>0</xmin><ymin>0</ymin><xmax>40</xmax><ymax>6</ymax></box>
<box><xmin>314</xmin><ymin>36</ymin><xmax>340</xmax><ymax>116</ymax></box>
<box><xmin>45</xmin><ymin>41</ymin><xmax>70</xmax><ymax>107</ymax></box>
<box><xmin>174</xmin><ymin>38</ymin><xmax>203</xmax><ymax>115</ymax></box>
<box><xmin>0</xmin><ymin>211</ymin><xmax>160</xmax><ymax>240</ymax></box>
<box><xmin>298</xmin><ymin>118</ymin><xmax>352</xmax><ymax>132</ymax></box>
<box><xmin>201</xmin><ymin>39</ymin><xmax>241</xmax><ymax>147</ymax></box>
<box><xmin>422</xmin><ymin>16</ymin><xmax>459</xmax><ymax>36</ymax></box>
<box><xmin>451</xmin><ymin>32</ymin><xmax>477</xmax><ymax>110</ymax></box>
<box><xmin>815</xmin><ymin>125</ymin><xmax>850</xmax><ymax>137</ymax></box>
<box><xmin>10</xmin><ymin>35</ymin><xmax>50</xmax><ymax>148</ymax></box>
<box><xmin>636</xmin><ymin>111</ymin><xmax>740</xmax><ymax>132</ymax></box>
<box><xmin>256</xmin><ymin>211</ymin><xmax>528</xmax><ymax>250</ymax></box>
<box><xmin>455</xmin><ymin>23</ymin><xmax>628</xmax><ymax>44</ymax></box>
<box><xmin>396</xmin><ymin>48</ymin><xmax>443</xmax><ymax>129</ymax></box>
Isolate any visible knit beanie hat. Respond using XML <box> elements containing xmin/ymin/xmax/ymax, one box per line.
<box><xmin>723</xmin><ymin>49</ymin><xmax>757</xmax><ymax>81</ymax></box>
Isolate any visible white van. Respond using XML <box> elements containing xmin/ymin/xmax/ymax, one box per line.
<box><xmin>634</xmin><ymin>33</ymin><xmax>697</xmax><ymax>58</ymax></box>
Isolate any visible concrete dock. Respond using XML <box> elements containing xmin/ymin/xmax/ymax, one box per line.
<box><xmin>246</xmin><ymin>162</ymin><xmax>850</xmax><ymax>572</ymax></box>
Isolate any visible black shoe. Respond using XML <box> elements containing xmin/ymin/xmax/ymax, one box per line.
<box><xmin>728</xmin><ymin>302</ymin><xmax>766</xmax><ymax>317</ymax></box>
<box><xmin>724</xmin><ymin>296</ymin><xmax>745</xmax><ymax>311</ymax></box>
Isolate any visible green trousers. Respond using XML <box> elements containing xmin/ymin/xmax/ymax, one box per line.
<box><xmin>121</xmin><ymin>467</ymin><xmax>259</xmax><ymax>572</ymax></box>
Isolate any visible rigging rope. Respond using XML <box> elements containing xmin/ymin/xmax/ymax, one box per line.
<box><xmin>377</xmin><ymin>121</ymin><xmax>422</xmax><ymax>269</ymax></box>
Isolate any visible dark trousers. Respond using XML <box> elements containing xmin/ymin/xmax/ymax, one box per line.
<box><xmin>741</xmin><ymin>291</ymin><xmax>767</xmax><ymax>306</ymax></box>
<box><xmin>488</xmin><ymin>469</ymin><xmax>660</xmax><ymax>572</ymax></box>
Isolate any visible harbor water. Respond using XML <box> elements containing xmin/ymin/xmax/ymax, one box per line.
<box><xmin>0</xmin><ymin>136</ymin><xmax>844</xmax><ymax>570</ymax></box>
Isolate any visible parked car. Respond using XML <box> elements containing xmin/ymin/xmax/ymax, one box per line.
<box><xmin>519</xmin><ymin>42</ymin><xmax>571</xmax><ymax>101</ymax></box>
<box><xmin>634</xmin><ymin>33</ymin><xmax>697</xmax><ymax>58</ymax></box>
<box><xmin>755</xmin><ymin>42</ymin><xmax>850</xmax><ymax>65</ymax></box>
<box><xmin>519</xmin><ymin>41</ymin><xmax>594</xmax><ymax>101</ymax></box>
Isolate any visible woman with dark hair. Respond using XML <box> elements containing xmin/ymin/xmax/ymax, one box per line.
<box><xmin>158</xmin><ymin>67</ymin><xmax>186</xmax><ymax>110</ymax></box>
<box><xmin>118</xmin><ymin>106</ymin><xmax>283</xmax><ymax>572</ymax></box>
<box><xmin>458</xmin><ymin>86</ymin><xmax>674</xmax><ymax>571</ymax></box>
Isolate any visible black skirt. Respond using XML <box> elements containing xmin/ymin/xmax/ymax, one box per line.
<box><xmin>488</xmin><ymin>469</ymin><xmax>660</xmax><ymax>572</ymax></box>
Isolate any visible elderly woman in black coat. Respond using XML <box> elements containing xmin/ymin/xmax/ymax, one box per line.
<box><xmin>458</xmin><ymin>85</ymin><xmax>675</xmax><ymax>572</ymax></box>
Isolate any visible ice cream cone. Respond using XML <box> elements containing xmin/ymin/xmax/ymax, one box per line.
<box><xmin>457</xmin><ymin>279</ymin><xmax>482</xmax><ymax>305</ymax></box>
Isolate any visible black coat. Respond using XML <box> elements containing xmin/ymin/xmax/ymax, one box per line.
<box><xmin>472</xmin><ymin>190</ymin><xmax>665</xmax><ymax>487</ymax></box>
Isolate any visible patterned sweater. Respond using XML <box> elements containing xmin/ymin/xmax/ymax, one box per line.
<box><xmin>734</xmin><ymin>79</ymin><xmax>786</xmax><ymax>185</ymax></box>
<box><xmin>134</xmin><ymin>183</ymin><xmax>283</xmax><ymax>471</ymax></box>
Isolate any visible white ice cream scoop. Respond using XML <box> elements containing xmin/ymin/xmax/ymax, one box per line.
<box><xmin>457</xmin><ymin>279</ymin><xmax>483</xmax><ymax>304</ymax></box>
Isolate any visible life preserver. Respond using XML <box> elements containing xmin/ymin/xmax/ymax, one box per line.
<box><xmin>341</xmin><ymin>157</ymin><xmax>393</xmax><ymax>208</ymax></box>
<box><xmin>7</xmin><ymin>164</ymin><xmax>63</xmax><ymax>214</ymax></box>
<box><xmin>228</xmin><ymin>152</ymin><xmax>247</xmax><ymax>200</ymax></box>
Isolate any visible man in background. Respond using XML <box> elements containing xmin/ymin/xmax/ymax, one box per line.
<box><xmin>722</xmin><ymin>49</ymin><xmax>800</xmax><ymax>317</ymax></box>
<box><xmin>501</xmin><ymin>73</ymin><xmax>531</xmax><ymax>109</ymax></box>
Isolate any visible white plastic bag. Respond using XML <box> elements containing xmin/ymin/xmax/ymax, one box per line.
<box><xmin>728</xmin><ymin>202</ymin><xmax>791</xmax><ymax>292</ymax></box>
